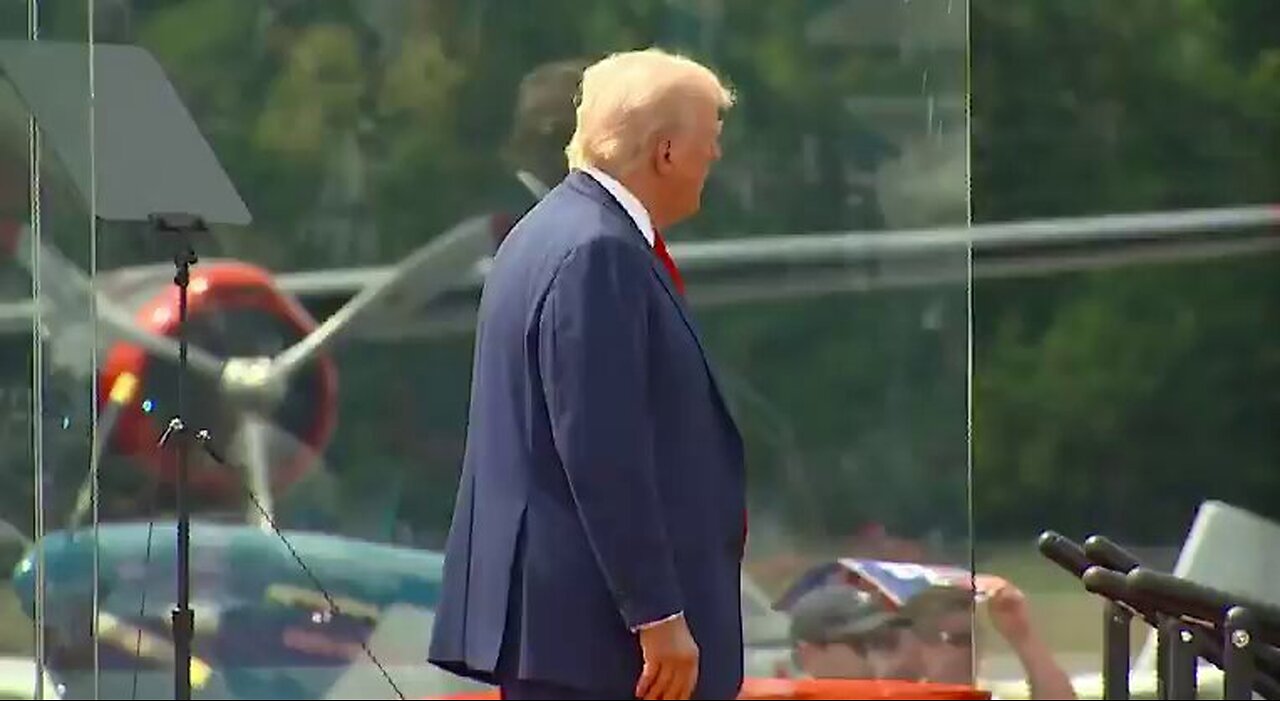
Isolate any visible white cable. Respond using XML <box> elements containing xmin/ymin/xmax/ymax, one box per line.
<box><xmin>961</xmin><ymin>0</ymin><xmax>979</xmax><ymax>680</ymax></box>
<box><xmin>26</xmin><ymin>3</ymin><xmax>46</xmax><ymax>699</ymax></box>
<box><xmin>88</xmin><ymin>1</ymin><xmax>101</xmax><ymax>696</ymax></box>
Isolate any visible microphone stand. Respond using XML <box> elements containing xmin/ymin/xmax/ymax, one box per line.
<box><xmin>151</xmin><ymin>212</ymin><xmax>207</xmax><ymax>701</ymax></box>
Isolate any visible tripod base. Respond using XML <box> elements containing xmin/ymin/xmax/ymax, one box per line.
<box><xmin>172</xmin><ymin>606</ymin><xmax>194</xmax><ymax>700</ymax></box>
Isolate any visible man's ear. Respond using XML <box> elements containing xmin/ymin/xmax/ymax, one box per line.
<box><xmin>654</xmin><ymin>137</ymin><xmax>675</xmax><ymax>174</ymax></box>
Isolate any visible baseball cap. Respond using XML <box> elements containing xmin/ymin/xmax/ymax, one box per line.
<box><xmin>788</xmin><ymin>584</ymin><xmax>905</xmax><ymax>645</ymax></box>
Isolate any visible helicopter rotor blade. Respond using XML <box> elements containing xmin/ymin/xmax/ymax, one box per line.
<box><xmin>10</xmin><ymin>225</ymin><xmax>226</xmax><ymax>379</ymax></box>
<box><xmin>102</xmin><ymin>300</ymin><xmax>227</xmax><ymax>379</ymax></box>
<box><xmin>267</xmin><ymin>214</ymin><xmax>494</xmax><ymax>382</ymax></box>
<box><xmin>230</xmin><ymin>413</ymin><xmax>276</xmax><ymax>532</ymax></box>
<box><xmin>66</xmin><ymin>375</ymin><xmax>136</xmax><ymax>533</ymax></box>
<box><xmin>0</xmin><ymin>517</ymin><xmax>33</xmax><ymax>550</ymax></box>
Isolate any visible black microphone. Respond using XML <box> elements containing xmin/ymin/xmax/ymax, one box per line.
<box><xmin>1081</xmin><ymin>566</ymin><xmax>1158</xmax><ymax>624</ymax></box>
<box><xmin>1037</xmin><ymin>530</ymin><xmax>1091</xmax><ymax>579</ymax></box>
<box><xmin>1084</xmin><ymin>534</ymin><xmax>1142</xmax><ymax>573</ymax></box>
<box><xmin>1127</xmin><ymin>568</ymin><xmax>1280</xmax><ymax>644</ymax></box>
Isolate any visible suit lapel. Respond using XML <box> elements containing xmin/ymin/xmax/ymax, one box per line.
<box><xmin>648</xmin><ymin>256</ymin><xmax>706</xmax><ymax>357</ymax></box>
<box><xmin>565</xmin><ymin>170</ymin><xmax>741</xmax><ymax>435</ymax></box>
<box><xmin>644</xmin><ymin>230</ymin><xmax>739</xmax><ymax>441</ymax></box>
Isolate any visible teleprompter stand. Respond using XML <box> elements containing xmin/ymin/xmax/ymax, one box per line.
<box><xmin>0</xmin><ymin>40</ymin><xmax>251</xmax><ymax>700</ymax></box>
<box><xmin>152</xmin><ymin>213</ymin><xmax>209</xmax><ymax>701</ymax></box>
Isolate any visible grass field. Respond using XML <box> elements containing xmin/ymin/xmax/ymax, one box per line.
<box><xmin>0</xmin><ymin>587</ymin><xmax>32</xmax><ymax>657</ymax></box>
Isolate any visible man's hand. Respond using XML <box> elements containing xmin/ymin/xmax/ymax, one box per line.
<box><xmin>635</xmin><ymin>615</ymin><xmax>699</xmax><ymax>700</ymax></box>
<box><xmin>975</xmin><ymin>574</ymin><xmax>1034</xmax><ymax>643</ymax></box>
<box><xmin>976</xmin><ymin>575</ymin><xmax>1077</xmax><ymax>698</ymax></box>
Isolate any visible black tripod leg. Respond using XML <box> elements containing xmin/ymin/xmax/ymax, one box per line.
<box><xmin>1224</xmin><ymin>606</ymin><xmax>1256</xmax><ymax>701</ymax></box>
<box><xmin>1103</xmin><ymin>601</ymin><xmax>1132</xmax><ymax>700</ymax></box>
<box><xmin>1165</xmin><ymin>619</ymin><xmax>1197</xmax><ymax>700</ymax></box>
<box><xmin>1157</xmin><ymin>617</ymin><xmax>1171</xmax><ymax>699</ymax></box>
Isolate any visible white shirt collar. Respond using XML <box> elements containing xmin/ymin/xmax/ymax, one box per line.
<box><xmin>580</xmin><ymin>166</ymin><xmax>656</xmax><ymax>248</ymax></box>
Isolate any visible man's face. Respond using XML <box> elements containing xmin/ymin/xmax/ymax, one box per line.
<box><xmin>656</xmin><ymin>95</ymin><xmax>723</xmax><ymax>224</ymax></box>
<box><xmin>916</xmin><ymin>610</ymin><xmax>976</xmax><ymax>684</ymax></box>
<box><xmin>861</xmin><ymin>624</ymin><xmax>926</xmax><ymax>681</ymax></box>
<box><xmin>794</xmin><ymin>639</ymin><xmax>872</xmax><ymax>680</ymax></box>
<box><xmin>794</xmin><ymin>622</ymin><xmax>925</xmax><ymax>682</ymax></box>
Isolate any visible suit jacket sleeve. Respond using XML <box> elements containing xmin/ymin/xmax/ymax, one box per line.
<box><xmin>538</xmin><ymin>236</ymin><xmax>683</xmax><ymax>631</ymax></box>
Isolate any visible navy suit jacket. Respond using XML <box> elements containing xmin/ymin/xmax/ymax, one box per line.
<box><xmin>428</xmin><ymin>170</ymin><xmax>746</xmax><ymax>698</ymax></box>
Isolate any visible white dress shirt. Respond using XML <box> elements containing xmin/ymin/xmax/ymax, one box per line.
<box><xmin>580</xmin><ymin>166</ymin><xmax>657</xmax><ymax>248</ymax></box>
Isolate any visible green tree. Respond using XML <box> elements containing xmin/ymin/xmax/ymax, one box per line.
<box><xmin>971</xmin><ymin>0</ymin><xmax>1280</xmax><ymax>540</ymax></box>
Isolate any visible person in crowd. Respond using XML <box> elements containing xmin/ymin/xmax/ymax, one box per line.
<box><xmin>903</xmin><ymin>577</ymin><xmax>1077</xmax><ymax>699</ymax></box>
<box><xmin>501</xmin><ymin>58</ymin><xmax>592</xmax><ymax>202</ymax></box>
<box><xmin>788</xmin><ymin>584</ymin><xmax>925</xmax><ymax>681</ymax></box>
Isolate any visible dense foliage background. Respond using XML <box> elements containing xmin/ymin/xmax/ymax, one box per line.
<box><xmin>1</xmin><ymin>0</ymin><xmax>1277</xmax><ymax>552</ymax></box>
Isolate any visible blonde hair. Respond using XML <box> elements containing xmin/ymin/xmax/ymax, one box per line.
<box><xmin>564</xmin><ymin>48</ymin><xmax>734</xmax><ymax>176</ymax></box>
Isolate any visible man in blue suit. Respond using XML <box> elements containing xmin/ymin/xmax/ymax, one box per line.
<box><xmin>428</xmin><ymin>48</ymin><xmax>745</xmax><ymax>700</ymax></box>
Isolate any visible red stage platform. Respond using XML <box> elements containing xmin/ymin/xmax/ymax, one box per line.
<box><xmin>434</xmin><ymin>677</ymin><xmax>992</xmax><ymax>700</ymax></box>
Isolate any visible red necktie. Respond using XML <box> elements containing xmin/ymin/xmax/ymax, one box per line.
<box><xmin>652</xmin><ymin>230</ymin><xmax>685</xmax><ymax>295</ymax></box>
